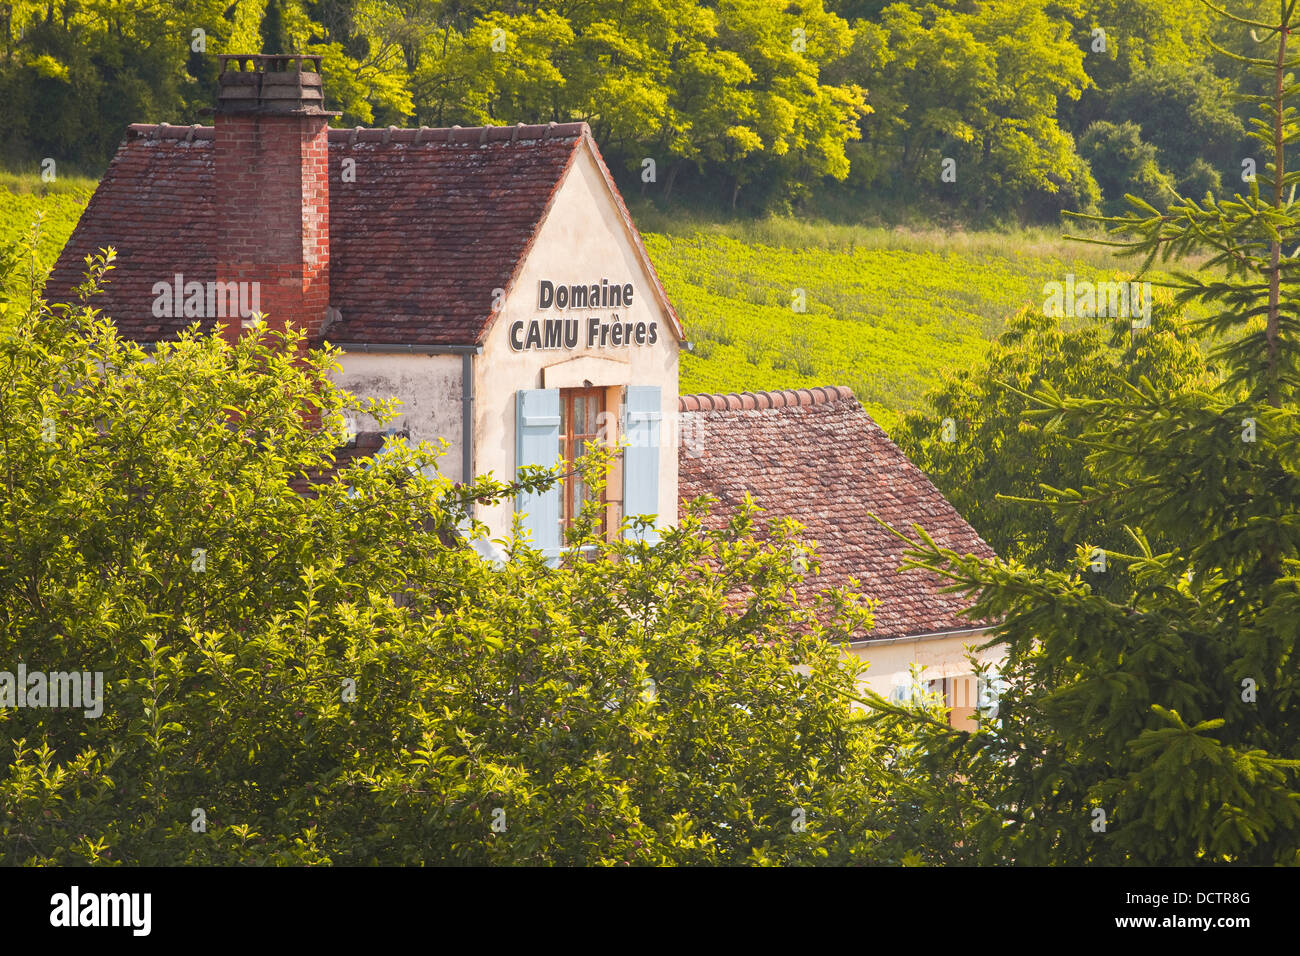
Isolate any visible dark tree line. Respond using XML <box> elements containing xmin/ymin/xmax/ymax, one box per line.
<box><xmin>0</xmin><ymin>2</ymin><xmax>1274</xmax><ymax>220</ymax></box>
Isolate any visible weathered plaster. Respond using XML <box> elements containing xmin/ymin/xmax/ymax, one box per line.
<box><xmin>332</xmin><ymin>352</ymin><xmax>465</xmax><ymax>481</ymax></box>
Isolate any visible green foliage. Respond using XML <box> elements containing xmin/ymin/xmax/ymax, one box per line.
<box><xmin>0</xmin><ymin>0</ymin><xmax>868</xmax><ymax>206</ymax></box>
<box><xmin>871</xmin><ymin>0</ymin><xmax>1300</xmax><ymax>865</ymax></box>
<box><xmin>402</xmin><ymin>0</ymin><xmax>869</xmax><ymax>209</ymax></box>
<box><xmin>1078</xmin><ymin>121</ymin><xmax>1174</xmax><ymax>216</ymax></box>
<box><xmin>0</xmin><ymin>247</ymin><xmax>923</xmax><ymax>865</ymax></box>
<box><xmin>854</xmin><ymin>0</ymin><xmax>1092</xmax><ymax>218</ymax></box>
<box><xmin>1110</xmin><ymin>64</ymin><xmax>1245</xmax><ymax>181</ymax></box>
<box><xmin>895</xmin><ymin>301</ymin><xmax>1212</xmax><ymax>598</ymax></box>
<box><xmin>260</xmin><ymin>0</ymin><xmax>293</xmax><ymax>54</ymax></box>
<box><xmin>0</xmin><ymin>0</ymin><xmax>234</xmax><ymax>168</ymax></box>
<box><xmin>1075</xmin><ymin>0</ymin><xmax>1216</xmax><ymax>85</ymax></box>
<box><xmin>1178</xmin><ymin>157</ymin><xmax>1224</xmax><ymax>202</ymax></box>
<box><xmin>0</xmin><ymin>0</ymin><xmax>1260</xmax><ymax>222</ymax></box>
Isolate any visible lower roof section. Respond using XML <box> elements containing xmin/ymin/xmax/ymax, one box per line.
<box><xmin>676</xmin><ymin>386</ymin><xmax>995</xmax><ymax>641</ymax></box>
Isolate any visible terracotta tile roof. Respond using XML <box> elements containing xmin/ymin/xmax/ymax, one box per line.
<box><xmin>677</xmin><ymin>387</ymin><xmax>995</xmax><ymax>640</ymax></box>
<box><xmin>47</xmin><ymin>126</ymin><xmax>216</xmax><ymax>342</ymax></box>
<box><xmin>46</xmin><ymin>121</ymin><xmax>683</xmax><ymax>346</ymax></box>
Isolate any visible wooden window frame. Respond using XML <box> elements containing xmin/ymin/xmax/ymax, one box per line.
<box><xmin>558</xmin><ymin>386</ymin><xmax>608</xmax><ymax>534</ymax></box>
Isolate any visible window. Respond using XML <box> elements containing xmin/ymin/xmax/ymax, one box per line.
<box><xmin>926</xmin><ymin>675</ymin><xmax>985</xmax><ymax>730</ymax></box>
<box><xmin>558</xmin><ymin>387</ymin><xmax>606</xmax><ymax>533</ymax></box>
<box><xmin>515</xmin><ymin>384</ymin><xmax>658</xmax><ymax>554</ymax></box>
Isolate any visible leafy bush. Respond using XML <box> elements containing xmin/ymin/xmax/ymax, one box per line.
<box><xmin>0</xmin><ymin>248</ymin><xmax>920</xmax><ymax>865</ymax></box>
<box><xmin>1110</xmin><ymin>63</ymin><xmax>1244</xmax><ymax>180</ymax></box>
<box><xmin>1079</xmin><ymin>120</ymin><xmax>1174</xmax><ymax>215</ymax></box>
<box><xmin>1177</xmin><ymin>158</ymin><xmax>1222</xmax><ymax>202</ymax></box>
<box><xmin>895</xmin><ymin>301</ymin><xmax>1212</xmax><ymax>598</ymax></box>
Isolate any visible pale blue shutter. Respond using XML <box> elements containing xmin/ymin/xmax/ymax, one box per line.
<box><xmin>623</xmin><ymin>385</ymin><xmax>662</xmax><ymax>542</ymax></box>
<box><xmin>516</xmin><ymin>389</ymin><xmax>562</xmax><ymax>556</ymax></box>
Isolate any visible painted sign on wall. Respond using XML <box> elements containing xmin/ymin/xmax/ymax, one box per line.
<box><xmin>509</xmin><ymin>279</ymin><xmax>659</xmax><ymax>351</ymax></box>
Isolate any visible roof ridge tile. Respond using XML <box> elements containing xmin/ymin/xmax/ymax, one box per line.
<box><xmin>677</xmin><ymin>385</ymin><xmax>856</xmax><ymax>413</ymax></box>
<box><xmin>123</xmin><ymin>121</ymin><xmax>590</xmax><ymax>146</ymax></box>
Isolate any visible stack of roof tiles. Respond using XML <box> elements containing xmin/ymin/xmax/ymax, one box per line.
<box><xmin>677</xmin><ymin>386</ymin><xmax>994</xmax><ymax>640</ymax></box>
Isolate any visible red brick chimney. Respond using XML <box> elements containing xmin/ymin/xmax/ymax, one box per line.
<box><xmin>213</xmin><ymin>54</ymin><xmax>338</xmax><ymax>347</ymax></box>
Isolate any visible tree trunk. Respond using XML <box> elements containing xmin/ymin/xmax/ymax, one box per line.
<box><xmin>1268</xmin><ymin>23</ymin><xmax>1287</xmax><ymax>408</ymax></box>
<box><xmin>664</xmin><ymin>161</ymin><xmax>683</xmax><ymax>202</ymax></box>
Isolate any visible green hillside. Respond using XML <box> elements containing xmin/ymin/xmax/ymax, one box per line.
<box><xmin>0</xmin><ymin>171</ymin><xmax>95</xmax><ymax>278</ymax></box>
<box><xmin>640</xmin><ymin>218</ymin><xmax>1136</xmax><ymax>432</ymax></box>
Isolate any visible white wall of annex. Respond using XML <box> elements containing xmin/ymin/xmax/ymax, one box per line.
<box><xmin>848</xmin><ymin>633</ymin><xmax>1005</xmax><ymax>729</ymax></box>
<box><xmin>849</xmin><ymin>632</ymin><xmax>1004</xmax><ymax>692</ymax></box>
<box><xmin>332</xmin><ymin>352</ymin><xmax>465</xmax><ymax>482</ymax></box>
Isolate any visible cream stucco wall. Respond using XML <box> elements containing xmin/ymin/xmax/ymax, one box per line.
<box><xmin>849</xmin><ymin>629</ymin><xmax>1005</xmax><ymax>728</ymax></box>
<box><xmin>332</xmin><ymin>352</ymin><xmax>466</xmax><ymax>482</ymax></box>
<box><xmin>849</xmin><ymin>629</ymin><xmax>1003</xmax><ymax>694</ymax></box>
<box><xmin>473</xmin><ymin>140</ymin><xmax>680</xmax><ymax>542</ymax></box>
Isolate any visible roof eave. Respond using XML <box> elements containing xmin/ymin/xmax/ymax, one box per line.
<box><xmin>845</xmin><ymin>625</ymin><xmax>998</xmax><ymax>649</ymax></box>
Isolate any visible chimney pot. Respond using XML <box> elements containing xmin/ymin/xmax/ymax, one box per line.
<box><xmin>215</xmin><ymin>53</ymin><xmax>339</xmax><ymax>117</ymax></box>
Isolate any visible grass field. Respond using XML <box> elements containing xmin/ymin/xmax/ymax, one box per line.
<box><xmin>0</xmin><ymin>170</ymin><xmax>97</xmax><ymax>287</ymax></box>
<box><xmin>634</xmin><ymin>208</ymin><xmax>1144</xmax><ymax>432</ymax></box>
